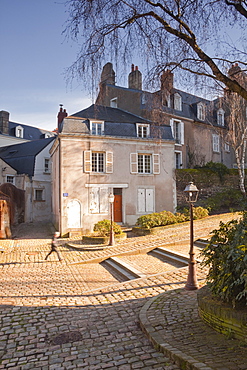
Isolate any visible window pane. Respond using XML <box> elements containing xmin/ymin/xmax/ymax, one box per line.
<box><xmin>35</xmin><ymin>190</ymin><xmax>43</xmax><ymax>201</ymax></box>
<box><xmin>6</xmin><ymin>176</ymin><xmax>14</xmax><ymax>183</ymax></box>
<box><xmin>138</xmin><ymin>154</ymin><xmax>144</xmax><ymax>173</ymax></box>
<box><xmin>144</xmin><ymin>155</ymin><xmax>151</xmax><ymax>173</ymax></box>
<box><xmin>92</xmin><ymin>152</ymin><xmax>104</xmax><ymax>172</ymax></box>
<box><xmin>138</xmin><ymin>154</ymin><xmax>151</xmax><ymax>173</ymax></box>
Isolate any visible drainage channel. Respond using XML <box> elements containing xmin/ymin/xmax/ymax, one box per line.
<box><xmin>101</xmin><ymin>249</ymin><xmax>197</xmax><ymax>282</ymax></box>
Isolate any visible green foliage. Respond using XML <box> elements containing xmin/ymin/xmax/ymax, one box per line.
<box><xmin>202</xmin><ymin>189</ymin><xmax>245</xmax><ymax>214</ymax></box>
<box><xmin>203</xmin><ymin>161</ymin><xmax>230</xmax><ymax>182</ymax></box>
<box><xmin>201</xmin><ymin>213</ymin><xmax>247</xmax><ymax>307</ymax></box>
<box><xmin>93</xmin><ymin>219</ymin><xmax>123</xmax><ymax>236</ymax></box>
<box><xmin>136</xmin><ymin>207</ymin><xmax>208</xmax><ymax>229</ymax></box>
<box><xmin>180</xmin><ymin>206</ymin><xmax>209</xmax><ymax>220</ymax></box>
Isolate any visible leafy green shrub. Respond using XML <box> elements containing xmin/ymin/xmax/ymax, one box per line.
<box><xmin>201</xmin><ymin>213</ymin><xmax>247</xmax><ymax>307</ymax></box>
<box><xmin>183</xmin><ymin>207</ymin><xmax>209</xmax><ymax>221</ymax></box>
<box><xmin>93</xmin><ymin>219</ymin><xmax>123</xmax><ymax>236</ymax></box>
<box><xmin>136</xmin><ymin>207</ymin><xmax>208</xmax><ymax>229</ymax></box>
<box><xmin>202</xmin><ymin>189</ymin><xmax>245</xmax><ymax>214</ymax></box>
<box><xmin>204</xmin><ymin>161</ymin><xmax>230</xmax><ymax>182</ymax></box>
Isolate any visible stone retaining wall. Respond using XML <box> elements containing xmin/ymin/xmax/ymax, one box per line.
<box><xmin>197</xmin><ymin>286</ymin><xmax>247</xmax><ymax>342</ymax></box>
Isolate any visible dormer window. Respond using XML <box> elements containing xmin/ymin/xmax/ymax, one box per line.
<box><xmin>137</xmin><ymin>123</ymin><xmax>150</xmax><ymax>138</ymax></box>
<box><xmin>15</xmin><ymin>125</ymin><xmax>23</xmax><ymax>138</ymax></box>
<box><xmin>197</xmin><ymin>103</ymin><xmax>206</xmax><ymax>121</ymax></box>
<box><xmin>174</xmin><ymin>93</ymin><xmax>182</xmax><ymax>111</ymax></box>
<box><xmin>90</xmin><ymin>121</ymin><xmax>104</xmax><ymax>135</ymax></box>
<box><xmin>110</xmin><ymin>97</ymin><xmax>118</xmax><ymax>108</ymax></box>
<box><xmin>217</xmin><ymin>108</ymin><xmax>225</xmax><ymax>126</ymax></box>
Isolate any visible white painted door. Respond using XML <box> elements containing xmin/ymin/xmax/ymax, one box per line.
<box><xmin>67</xmin><ymin>200</ymin><xmax>81</xmax><ymax>228</ymax></box>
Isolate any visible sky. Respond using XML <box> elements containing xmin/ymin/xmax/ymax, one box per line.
<box><xmin>0</xmin><ymin>0</ymin><xmax>92</xmax><ymax>131</ymax></box>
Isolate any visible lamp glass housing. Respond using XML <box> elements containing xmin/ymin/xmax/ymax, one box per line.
<box><xmin>184</xmin><ymin>182</ymin><xmax>199</xmax><ymax>203</ymax></box>
<box><xmin>108</xmin><ymin>193</ymin><xmax>115</xmax><ymax>203</ymax></box>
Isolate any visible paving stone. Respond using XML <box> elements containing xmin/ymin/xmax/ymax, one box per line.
<box><xmin>0</xmin><ymin>214</ymin><xmax>243</xmax><ymax>369</ymax></box>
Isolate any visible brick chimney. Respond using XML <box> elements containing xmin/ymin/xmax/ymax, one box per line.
<box><xmin>57</xmin><ymin>105</ymin><xmax>68</xmax><ymax>131</ymax></box>
<box><xmin>128</xmin><ymin>65</ymin><xmax>142</xmax><ymax>90</ymax></box>
<box><xmin>100</xmin><ymin>62</ymin><xmax>116</xmax><ymax>85</ymax></box>
<box><xmin>0</xmin><ymin>111</ymin><xmax>10</xmax><ymax>135</ymax></box>
<box><xmin>161</xmin><ymin>70</ymin><xmax>174</xmax><ymax>92</ymax></box>
<box><xmin>228</xmin><ymin>63</ymin><xmax>241</xmax><ymax>78</ymax></box>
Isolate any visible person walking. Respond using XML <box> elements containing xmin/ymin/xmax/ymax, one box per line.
<box><xmin>45</xmin><ymin>231</ymin><xmax>63</xmax><ymax>261</ymax></box>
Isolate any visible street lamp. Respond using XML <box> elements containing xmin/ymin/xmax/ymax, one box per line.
<box><xmin>184</xmin><ymin>181</ymin><xmax>199</xmax><ymax>290</ymax></box>
<box><xmin>108</xmin><ymin>193</ymin><xmax>115</xmax><ymax>246</ymax></box>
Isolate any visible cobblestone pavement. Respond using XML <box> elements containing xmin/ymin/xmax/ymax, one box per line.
<box><xmin>0</xmin><ymin>213</ymin><xmax>243</xmax><ymax>369</ymax></box>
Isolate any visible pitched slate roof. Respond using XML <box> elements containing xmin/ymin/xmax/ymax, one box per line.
<box><xmin>0</xmin><ymin>137</ymin><xmax>55</xmax><ymax>176</ymax></box>
<box><xmin>71</xmin><ymin>104</ymin><xmax>149</xmax><ymax>123</ymax></box>
<box><xmin>8</xmin><ymin>121</ymin><xmax>56</xmax><ymax>140</ymax></box>
<box><xmin>63</xmin><ymin>104</ymin><xmax>173</xmax><ymax>140</ymax></box>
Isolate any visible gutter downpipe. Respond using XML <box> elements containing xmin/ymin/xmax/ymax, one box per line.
<box><xmin>59</xmin><ymin>136</ymin><xmax>62</xmax><ymax>235</ymax></box>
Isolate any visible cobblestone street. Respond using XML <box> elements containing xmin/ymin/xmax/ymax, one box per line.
<box><xmin>0</xmin><ymin>213</ymin><xmax>245</xmax><ymax>369</ymax></box>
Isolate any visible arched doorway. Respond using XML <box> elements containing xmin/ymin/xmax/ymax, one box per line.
<box><xmin>67</xmin><ymin>199</ymin><xmax>81</xmax><ymax>228</ymax></box>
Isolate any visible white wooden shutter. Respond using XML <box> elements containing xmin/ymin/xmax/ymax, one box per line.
<box><xmin>153</xmin><ymin>154</ymin><xmax>160</xmax><ymax>174</ymax></box>
<box><xmin>89</xmin><ymin>188</ymin><xmax>99</xmax><ymax>213</ymax></box>
<box><xmin>137</xmin><ymin>189</ymin><xmax>145</xmax><ymax>213</ymax></box>
<box><xmin>106</xmin><ymin>151</ymin><xmax>113</xmax><ymax>173</ymax></box>
<box><xmin>84</xmin><ymin>150</ymin><xmax>91</xmax><ymax>172</ymax></box>
<box><xmin>100</xmin><ymin>188</ymin><xmax>109</xmax><ymax>213</ymax></box>
<box><xmin>180</xmin><ymin>121</ymin><xmax>184</xmax><ymax>145</ymax></box>
<box><xmin>146</xmin><ymin>189</ymin><xmax>154</xmax><ymax>213</ymax></box>
<box><xmin>130</xmin><ymin>153</ymin><xmax>138</xmax><ymax>173</ymax></box>
<box><xmin>170</xmin><ymin>119</ymin><xmax>174</xmax><ymax>137</ymax></box>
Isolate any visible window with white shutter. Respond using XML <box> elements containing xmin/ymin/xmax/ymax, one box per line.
<box><xmin>212</xmin><ymin>134</ymin><xmax>220</xmax><ymax>153</ymax></box>
<box><xmin>84</xmin><ymin>151</ymin><xmax>113</xmax><ymax>173</ymax></box>
<box><xmin>131</xmin><ymin>153</ymin><xmax>160</xmax><ymax>174</ymax></box>
<box><xmin>170</xmin><ymin>119</ymin><xmax>184</xmax><ymax>145</ymax></box>
<box><xmin>130</xmin><ymin>153</ymin><xmax>138</xmax><ymax>173</ymax></box>
<box><xmin>89</xmin><ymin>187</ymin><xmax>110</xmax><ymax>214</ymax></box>
<box><xmin>137</xmin><ymin>188</ymin><xmax>154</xmax><ymax>213</ymax></box>
<box><xmin>84</xmin><ymin>150</ymin><xmax>91</xmax><ymax>172</ymax></box>
<box><xmin>106</xmin><ymin>151</ymin><xmax>113</xmax><ymax>173</ymax></box>
<box><xmin>153</xmin><ymin>154</ymin><xmax>160</xmax><ymax>174</ymax></box>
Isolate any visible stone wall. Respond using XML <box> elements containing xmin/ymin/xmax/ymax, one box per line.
<box><xmin>176</xmin><ymin>169</ymin><xmax>240</xmax><ymax>207</ymax></box>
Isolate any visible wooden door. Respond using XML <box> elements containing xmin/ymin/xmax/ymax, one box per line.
<box><xmin>114</xmin><ymin>194</ymin><xmax>122</xmax><ymax>222</ymax></box>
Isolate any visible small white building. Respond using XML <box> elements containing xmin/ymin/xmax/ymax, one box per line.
<box><xmin>50</xmin><ymin>104</ymin><xmax>176</xmax><ymax>236</ymax></box>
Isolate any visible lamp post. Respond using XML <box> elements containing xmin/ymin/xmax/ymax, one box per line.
<box><xmin>108</xmin><ymin>193</ymin><xmax>115</xmax><ymax>246</ymax></box>
<box><xmin>184</xmin><ymin>181</ymin><xmax>199</xmax><ymax>290</ymax></box>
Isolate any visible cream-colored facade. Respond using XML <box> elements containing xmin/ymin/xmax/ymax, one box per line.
<box><xmin>51</xmin><ymin>108</ymin><xmax>176</xmax><ymax>235</ymax></box>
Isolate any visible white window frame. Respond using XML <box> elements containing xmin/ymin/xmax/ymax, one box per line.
<box><xmin>136</xmin><ymin>123</ymin><xmax>150</xmax><ymax>138</ymax></box>
<box><xmin>175</xmin><ymin>151</ymin><xmax>183</xmax><ymax>169</ymax></box>
<box><xmin>217</xmin><ymin>109</ymin><xmax>225</xmax><ymax>126</ymax></box>
<box><xmin>170</xmin><ymin>119</ymin><xmax>184</xmax><ymax>145</ymax></box>
<box><xmin>34</xmin><ymin>189</ymin><xmax>44</xmax><ymax>201</ymax></box>
<box><xmin>130</xmin><ymin>153</ymin><xmax>160</xmax><ymax>174</ymax></box>
<box><xmin>225</xmin><ymin>142</ymin><xmax>230</xmax><ymax>152</ymax></box>
<box><xmin>110</xmin><ymin>97</ymin><xmax>118</xmax><ymax>108</ymax></box>
<box><xmin>212</xmin><ymin>134</ymin><xmax>220</xmax><ymax>153</ymax></box>
<box><xmin>44</xmin><ymin>158</ymin><xmax>50</xmax><ymax>173</ymax></box>
<box><xmin>15</xmin><ymin>125</ymin><xmax>24</xmax><ymax>138</ymax></box>
<box><xmin>84</xmin><ymin>150</ymin><xmax>113</xmax><ymax>173</ymax></box>
<box><xmin>197</xmin><ymin>103</ymin><xmax>206</xmax><ymax>121</ymax></box>
<box><xmin>90</xmin><ymin>120</ymin><xmax>104</xmax><ymax>135</ymax></box>
<box><xmin>137</xmin><ymin>188</ymin><xmax>155</xmax><ymax>213</ymax></box>
<box><xmin>6</xmin><ymin>175</ymin><xmax>15</xmax><ymax>185</ymax></box>
<box><xmin>174</xmin><ymin>93</ymin><xmax>182</xmax><ymax>111</ymax></box>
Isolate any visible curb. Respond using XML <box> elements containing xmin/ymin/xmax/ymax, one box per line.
<box><xmin>139</xmin><ymin>290</ymin><xmax>213</xmax><ymax>370</ymax></box>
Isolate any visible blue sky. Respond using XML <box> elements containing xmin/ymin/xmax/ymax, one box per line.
<box><xmin>0</xmin><ymin>0</ymin><xmax>92</xmax><ymax>131</ymax></box>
